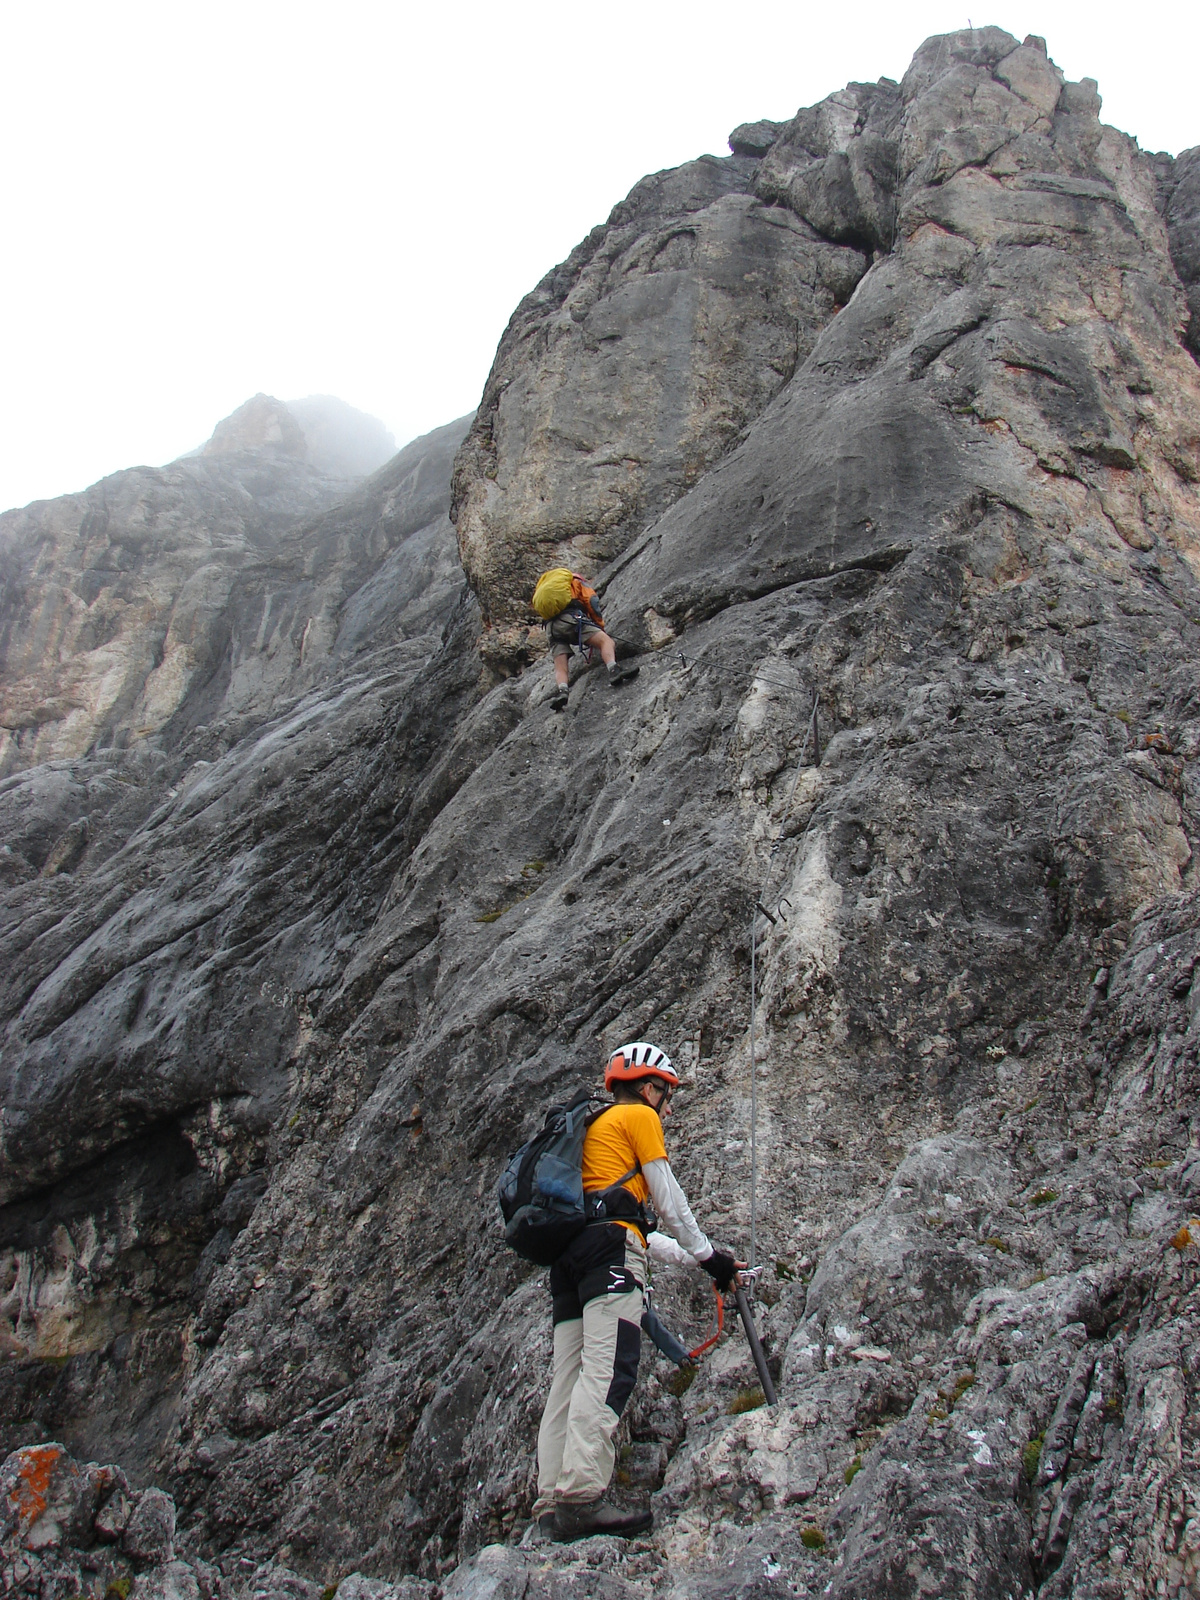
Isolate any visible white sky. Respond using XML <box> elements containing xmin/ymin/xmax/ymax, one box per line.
<box><xmin>2</xmin><ymin>0</ymin><xmax>1197</xmax><ymax>515</ymax></box>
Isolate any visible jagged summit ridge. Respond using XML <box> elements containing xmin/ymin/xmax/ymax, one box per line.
<box><xmin>453</xmin><ymin>26</ymin><xmax>1200</xmax><ymax>674</ymax></box>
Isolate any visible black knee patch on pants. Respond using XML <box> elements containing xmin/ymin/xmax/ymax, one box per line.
<box><xmin>604</xmin><ymin>1317</ymin><xmax>641</xmax><ymax>1416</ymax></box>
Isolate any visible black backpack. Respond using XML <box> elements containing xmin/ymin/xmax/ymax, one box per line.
<box><xmin>497</xmin><ymin>1090</ymin><xmax>651</xmax><ymax>1265</ymax></box>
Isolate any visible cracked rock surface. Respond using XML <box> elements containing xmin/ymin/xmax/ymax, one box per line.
<box><xmin>2</xmin><ymin>24</ymin><xmax>1200</xmax><ymax>1600</ymax></box>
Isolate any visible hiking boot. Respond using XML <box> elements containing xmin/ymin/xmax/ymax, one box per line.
<box><xmin>522</xmin><ymin>1511</ymin><xmax>557</xmax><ymax>1546</ymax></box>
<box><xmin>553</xmin><ymin>1495</ymin><xmax>653</xmax><ymax>1541</ymax></box>
<box><xmin>549</xmin><ymin>685</ymin><xmax>569</xmax><ymax>712</ymax></box>
<box><xmin>607</xmin><ymin>661</ymin><xmax>639</xmax><ymax>686</ymax></box>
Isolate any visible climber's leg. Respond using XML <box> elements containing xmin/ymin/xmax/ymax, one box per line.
<box><xmin>533</xmin><ymin>1311</ymin><xmax>584</xmax><ymax>1518</ymax></box>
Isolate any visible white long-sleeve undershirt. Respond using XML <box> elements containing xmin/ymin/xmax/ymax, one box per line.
<box><xmin>647</xmin><ymin>1231</ymin><xmax>697</xmax><ymax>1268</ymax></box>
<box><xmin>643</xmin><ymin>1158</ymin><xmax>712</xmax><ymax>1262</ymax></box>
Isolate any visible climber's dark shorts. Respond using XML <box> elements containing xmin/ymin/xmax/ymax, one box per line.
<box><xmin>549</xmin><ymin>1223</ymin><xmax>645</xmax><ymax>1324</ymax></box>
<box><xmin>547</xmin><ymin>610</ymin><xmax>605</xmax><ymax>660</ymax></box>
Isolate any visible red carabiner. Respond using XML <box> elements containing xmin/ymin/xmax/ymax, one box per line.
<box><xmin>688</xmin><ymin>1282</ymin><xmax>725</xmax><ymax>1360</ymax></box>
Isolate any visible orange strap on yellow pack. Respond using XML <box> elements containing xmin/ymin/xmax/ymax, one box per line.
<box><xmin>569</xmin><ymin>575</ymin><xmax>604</xmax><ymax>629</ymax></box>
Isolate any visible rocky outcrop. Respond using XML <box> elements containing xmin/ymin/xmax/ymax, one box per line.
<box><xmin>0</xmin><ymin>1441</ymin><xmax>435</xmax><ymax>1600</ymax></box>
<box><xmin>3</xmin><ymin>23</ymin><xmax>1200</xmax><ymax>1600</ymax></box>
<box><xmin>452</xmin><ymin>155</ymin><xmax>869</xmax><ymax>673</ymax></box>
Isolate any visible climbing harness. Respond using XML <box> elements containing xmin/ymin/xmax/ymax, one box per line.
<box><xmin>544</xmin><ymin>603</ymin><xmax>599</xmax><ymax>662</ymax></box>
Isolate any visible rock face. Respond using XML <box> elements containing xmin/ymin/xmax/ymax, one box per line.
<box><xmin>0</xmin><ymin>1440</ymin><xmax>434</xmax><ymax>1600</ymax></box>
<box><xmin>452</xmin><ymin>154</ymin><xmax>868</xmax><ymax>672</ymax></box>
<box><xmin>0</xmin><ymin>399</ymin><xmax>462</xmax><ymax>777</ymax></box>
<box><xmin>1165</xmin><ymin>147</ymin><xmax>1200</xmax><ymax>368</ymax></box>
<box><xmin>0</xmin><ymin>405</ymin><xmax>472</xmax><ymax>1483</ymax></box>
<box><xmin>2</xmin><ymin>25</ymin><xmax>1200</xmax><ymax>1600</ymax></box>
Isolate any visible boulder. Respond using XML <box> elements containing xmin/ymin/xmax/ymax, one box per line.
<box><xmin>121</xmin><ymin>1488</ymin><xmax>176</xmax><ymax>1567</ymax></box>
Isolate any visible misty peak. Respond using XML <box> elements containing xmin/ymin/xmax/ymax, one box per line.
<box><xmin>196</xmin><ymin>391</ymin><xmax>395</xmax><ymax>479</ymax></box>
<box><xmin>285</xmin><ymin>394</ymin><xmax>396</xmax><ymax>479</ymax></box>
<box><xmin>201</xmin><ymin>392</ymin><xmax>307</xmax><ymax>459</ymax></box>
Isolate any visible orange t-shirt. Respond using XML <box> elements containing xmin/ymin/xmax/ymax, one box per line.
<box><xmin>581</xmin><ymin>1102</ymin><xmax>667</xmax><ymax>1232</ymax></box>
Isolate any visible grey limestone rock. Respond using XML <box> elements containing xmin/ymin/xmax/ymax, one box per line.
<box><xmin>0</xmin><ymin>1446</ymin><xmax>204</xmax><ymax>1600</ymax></box>
<box><xmin>123</xmin><ymin>1488</ymin><xmax>177</xmax><ymax>1566</ymax></box>
<box><xmin>3</xmin><ymin>22</ymin><xmax>1200</xmax><ymax>1600</ymax></box>
<box><xmin>334</xmin><ymin>1574</ymin><xmax>437</xmax><ymax>1600</ymax></box>
<box><xmin>95</xmin><ymin>1484</ymin><xmax>133</xmax><ymax>1540</ymax></box>
<box><xmin>440</xmin><ymin>1542</ymin><xmax>640</xmax><ymax>1599</ymax></box>
<box><xmin>200</xmin><ymin>396</ymin><xmax>308</xmax><ymax>462</ymax></box>
<box><xmin>0</xmin><ymin>1441</ymin><xmax>95</xmax><ymax>1550</ymax></box>
<box><xmin>132</xmin><ymin>1560</ymin><xmax>203</xmax><ymax>1600</ymax></box>
<box><xmin>727</xmin><ymin>121</ymin><xmax>784</xmax><ymax>159</ymax></box>
<box><xmin>452</xmin><ymin>153</ymin><xmax>868</xmax><ymax>672</ymax></box>
<box><xmin>0</xmin><ymin>405</ymin><xmax>470</xmax><ymax>775</ymax></box>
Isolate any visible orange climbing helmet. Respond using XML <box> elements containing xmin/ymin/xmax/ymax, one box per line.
<box><xmin>605</xmin><ymin>1041</ymin><xmax>679</xmax><ymax>1092</ymax></box>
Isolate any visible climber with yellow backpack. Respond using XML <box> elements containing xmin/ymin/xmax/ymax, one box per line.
<box><xmin>530</xmin><ymin>568</ymin><xmax>639</xmax><ymax>711</ymax></box>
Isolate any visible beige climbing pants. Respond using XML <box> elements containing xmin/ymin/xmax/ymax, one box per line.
<box><xmin>533</xmin><ymin>1224</ymin><xmax>646</xmax><ymax>1513</ymax></box>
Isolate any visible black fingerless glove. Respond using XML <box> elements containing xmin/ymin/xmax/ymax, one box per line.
<box><xmin>699</xmin><ymin>1248</ymin><xmax>737</xmax><ymax>1291</ymax></box>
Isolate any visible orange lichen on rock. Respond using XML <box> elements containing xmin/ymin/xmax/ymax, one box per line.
<box><xmin>3</xmin><ymin>1444</ymin><xmax>63</xmax><ymax>1538</ymax></box>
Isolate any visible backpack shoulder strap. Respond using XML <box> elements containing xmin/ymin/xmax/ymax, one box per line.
<box><xmin>584</xmin><ymin>1101</ymin><xmax>642</xmax><ymax>1186</ymax></box>
<box><xmin>570</xmin><ymin>575</ymin><xmax>604</xmax><ymax>629</ymax></box>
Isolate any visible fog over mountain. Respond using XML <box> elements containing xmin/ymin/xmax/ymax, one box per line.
<box><xmin>185</xmin><ymin>394</ymin><xmax>397</xmax><ymax>481</ymax></box>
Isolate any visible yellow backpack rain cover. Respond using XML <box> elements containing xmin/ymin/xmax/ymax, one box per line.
<box><xmin>531</xmin><ymin>568</ymin><xmax>575</xmax><ymax>620</ymax></box>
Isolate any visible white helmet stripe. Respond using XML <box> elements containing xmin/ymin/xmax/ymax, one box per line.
<box><xmin>616</xmin><ymin>1041</ymin><xmax>675</xmax><ymax>1075</ymax></box>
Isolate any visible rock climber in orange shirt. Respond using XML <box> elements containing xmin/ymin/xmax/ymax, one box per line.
<box><xmin>533</xmin><ymin>1042</ymin><xmax>745</xmax><ymax>1541</ymax></box>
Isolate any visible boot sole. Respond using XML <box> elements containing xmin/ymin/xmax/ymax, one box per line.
<box><xmin>552</xmin><ymin>1511</ymin><xmax>653</xmax><ymax>1541</ymax></box>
